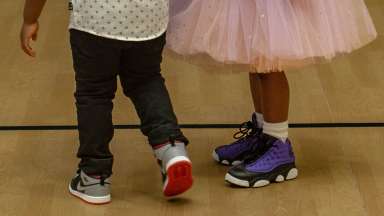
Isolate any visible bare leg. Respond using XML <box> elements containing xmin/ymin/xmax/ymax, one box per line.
<box><xmin>259</xmin><ymin>71</ymin><xmax>289</xmax><ymax>123</ymax></box>
<box><xmin>225</xmin><ymin>71</ymin><xmax>297</xmax><ymax>187</ymax></box>
<box><xmin>249</xmin><ymin>73</ymin><xmax>263</xmax><ymax>114</ymax></box>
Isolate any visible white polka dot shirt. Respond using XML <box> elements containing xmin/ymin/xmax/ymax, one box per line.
<box><xmin>68</xmin><ymin>0</ymin><xmax>169</xmax><ymax>41</ymax></box>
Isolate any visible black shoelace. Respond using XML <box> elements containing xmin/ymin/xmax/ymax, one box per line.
<box><xmin>233</xmin><ymin>121</ymin><xmax>261</xmax><ymax>140</ymax></box>
<box><xmin>100</xmin><ymin>175</ymin><xmax>107</xmax><ymax>186</ymax></box>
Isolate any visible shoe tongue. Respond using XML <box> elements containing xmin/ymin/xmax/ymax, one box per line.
<box><xmin>244</xmin><ymin>134</ymin><xmax>276</xmax><ymax>163</ymax></box>
<box><xmin>90</xmin><ymin>175</ymin><xmax>102</xmax><ymax>179</ymax></box>
<box><xmin>261</xmin><ymin>133</ymin><xmax>281</xmax><ymax>146</ymax></box>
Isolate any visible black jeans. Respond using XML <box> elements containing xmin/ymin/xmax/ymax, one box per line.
<box><xmin>69</xmin><ymin>29</ymin><xmax>188</xmax><ymax>176</ymax></box>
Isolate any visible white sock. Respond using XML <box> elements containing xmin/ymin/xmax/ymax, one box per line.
<box><xmin>263</xmin><ymin>121</ymin><xmax>288</xmax><ymax>141</ymax></box>
<box><xmin>254</xmin><ymin>112</ymin><xmax>264</xmax><ymax>128</ymax></box>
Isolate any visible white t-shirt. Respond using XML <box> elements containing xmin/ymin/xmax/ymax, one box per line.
<box><xmin>68</xmin><ymin>0</ymin><xmax>169</xmax><ymax>41</ymax></box>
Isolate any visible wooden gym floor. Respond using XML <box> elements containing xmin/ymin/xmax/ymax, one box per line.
<box><xmin>0</xmin><ymin>0</ymin><xmax>383</xmax><ymax>215</ymax></box>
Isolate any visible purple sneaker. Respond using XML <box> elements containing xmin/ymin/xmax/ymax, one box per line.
<box><xmin>225</xmin><ymin>134</ymin><xmax>298</xmax><ymax>187</ymax></box>
<box><xmin>212</xmin><ymin>114</ymin><xmax>262</xmax><ymax>166</ymax></box>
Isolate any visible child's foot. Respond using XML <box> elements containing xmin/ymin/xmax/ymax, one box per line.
<box><xmin>225</xmin><ymin>134</ymin><xmax>298</xmax><ymax>188</ymax></box>
<box><xmin>213</xmin><ymin>114</ymin><xmax>262</xmax><ymax>166</ymax></box>
<box><xmin>155</xmin><ymin>142</ymin><xmax>193</xmax><ymax>197</ymax></box>
<box><xmin>69</xmin><ymin>169</ymin><xmax>111</xmax><ymax>204</ymax></box>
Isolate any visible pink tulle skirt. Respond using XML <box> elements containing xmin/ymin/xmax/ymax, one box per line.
<box><xmin>166</xmin><ymin>0</ymin><xmax>377</xmax><ymax>72</ymax></box>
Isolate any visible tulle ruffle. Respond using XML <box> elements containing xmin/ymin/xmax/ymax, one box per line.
<box><xmin>166</xmin><ymin>0</ymin><xmax>377</xmax><ymax>72</ymax></box>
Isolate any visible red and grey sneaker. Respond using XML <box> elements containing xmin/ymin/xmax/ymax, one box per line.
<box><xmin>154</xmin><ymin>142</ymin><xmax>193</xmax><ymax>197</ymax></box>
<box><xmin>69</xmin><ymin>169</ymin><xmax>111</xmax><ymax>205</ymax></box>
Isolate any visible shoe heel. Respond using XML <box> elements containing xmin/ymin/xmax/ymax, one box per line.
<box><xmin>163</xmin><ymin>161</ymin><xmax>193</xmax><ymax>197</ymax></box>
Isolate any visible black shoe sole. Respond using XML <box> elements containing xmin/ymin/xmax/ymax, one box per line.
<box><xmin>225</xmin><ymin>163</ymin><xmax>298</xmax><ymax>188</ymax></box>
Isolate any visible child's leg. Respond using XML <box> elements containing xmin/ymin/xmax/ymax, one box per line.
<box><xmin>119</xmin><ymin>34</ymin><xmax>187</xmax><ymax>145</ymax></box>
<box><xmin>259</xmin><ymin>72</ymin><xmax>289</xmax><ymax>123</ymax></box>
<box><xmin>249</xmin><ymin>73</ymin><xmax>263</xmax><ymax>114</ymax></box>
<box><xmin>212</xmin><ymin>73</ymin><xmax>265</xmax><ymax>166</ymax></box>
<box><xmin>119</xmin><ymin>34</ymin><xmax>192</xmax><ymax>196</ymax></box>
<box><xmin>71</xmin><ymin>30</ymin><xmax>118</xmax><ymax>176</ymax></box>
<box><xmin>68</xmin><ymin>30</ymin><xmax>119</xmax><ymax>204</ymax></box>
<box><xmin>249</xmin><ymin>73</ymin><xmax>264</xmax><ymax>128</ymax></box>
<box><xmin>259</xmin><ymin>72</ymin><xmax>289</xmax><ymax>140</ymax></box>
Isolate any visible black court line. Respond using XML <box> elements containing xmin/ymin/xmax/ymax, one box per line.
<box><xmin>0</xmin><ymin>123</ymin><xmax>384</xmax><ymax>131</ymax></box>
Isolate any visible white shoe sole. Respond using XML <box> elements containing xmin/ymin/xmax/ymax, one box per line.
<box><xmin>69</xmin><ymin>184</ymin><xmax>111</xmax><ymax>204</ymax></box>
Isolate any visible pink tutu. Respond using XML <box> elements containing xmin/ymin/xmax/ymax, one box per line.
<box><xmin>166</xmin><ymin>0</ymin><xmax>377</xmax><ymax>72</ymax></box>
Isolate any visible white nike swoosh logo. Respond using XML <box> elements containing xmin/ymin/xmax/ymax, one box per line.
<box><xmin>76</xmin><ymin>181</ymin><xmax>90</xmax><ymax>192</ymax></box>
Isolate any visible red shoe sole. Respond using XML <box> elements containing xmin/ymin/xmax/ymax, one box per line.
<box><xmin>163</xmin><ymin>161</ymin><xmax>193</xmax><ymax>197</ymax></box>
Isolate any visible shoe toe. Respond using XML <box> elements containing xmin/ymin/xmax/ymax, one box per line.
<box><xmin>212</xmin><ymin>150</ymin><xmax>220</xmax><ymax>162</ymax></box>
<box><xmin>228</xmin><ymin>163</ymin><xmax>253</xmax><ymax>179</ymax></box>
